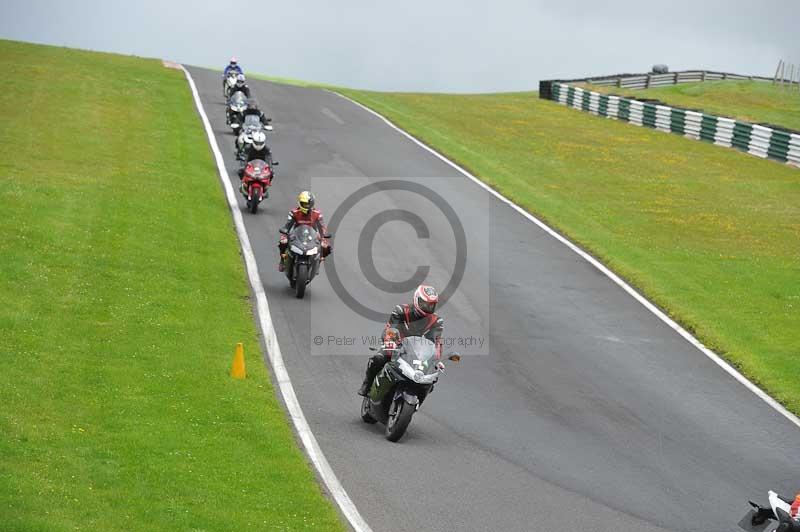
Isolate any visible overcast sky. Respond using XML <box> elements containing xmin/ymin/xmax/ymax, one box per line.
<box><xmin>1</xmin><ymin>0</ymin><xmax>798</xmax><ymax>92</ymax></box>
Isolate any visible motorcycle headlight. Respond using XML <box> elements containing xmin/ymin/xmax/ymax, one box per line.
<box><xmin>290</xmin><ymin>245</ymin><xmax>303</xmax><ymax>255</ymax></box>
<box><xmin>306</xmin><ymin>247</ymin><xmax>318</xmax><ymax>256</ymax></box>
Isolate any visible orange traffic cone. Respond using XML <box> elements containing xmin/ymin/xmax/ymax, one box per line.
<box><xmin>231</xmin><ymin>342</ymin><xmax>246</xmax><ymax>379</ymax></box>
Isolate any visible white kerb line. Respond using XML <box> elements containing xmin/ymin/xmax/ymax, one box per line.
<box><xmin>180</xmin><ymin>66</ymin><xmax>373</xmax><ymax>532</ymax></box>
<box><xmin>330</xmin><ymin>89</ymin><xmax>800</xmax><ymax>432</ymax></box>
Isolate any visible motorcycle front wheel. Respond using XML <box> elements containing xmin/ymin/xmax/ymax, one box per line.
<box><xmin>295</xmin><ymin>263</ymin><xmax>308</xmax><ymax>298</ymax></box>
<box><xmin>247</xmin><ymin>195</ymin><xmax>258</xmax><ymax>214</ymax></box>
<box><xmin>385</xmin><ymin>397</ymin><xmax>414</xmax><ymax>442</ymax></box>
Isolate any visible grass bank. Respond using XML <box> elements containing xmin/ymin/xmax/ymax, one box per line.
<box><xmin>0</xmin><ymin>39</ymin><xmax>343</xmax><ymax>531</ymax></box>
<box><xmin>577</xmin><ymin>80</ymin><xmax>800</xmax><ymax>131</ymax></box>
<box><xmin>335</xmin><ymin>87</ymin><xmax>800</xmax><ymax>414</ymax></box>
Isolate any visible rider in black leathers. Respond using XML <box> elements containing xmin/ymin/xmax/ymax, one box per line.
<box><xmin>358</xmin><ymin>285</ymin><xmax>443</xmax><ymax>396</ymax></box>
<box><xmin>237</xmin><ymin>139</ymin><xmax>273</xmax><ymax>176</ymax></box>
<box><xmin>236</xmin><ymin>100</ymin><xmax>273</xmax><ymax>176</ymax></box>
<box><xmin>230</xmin><ymin>74</ymin><xmax>250</xmax><ymax>98</ymax></box>
<box><xmin>241</xmin><ymin>99</ymin><xmax>270</xmax><ymax>126</ymax></box>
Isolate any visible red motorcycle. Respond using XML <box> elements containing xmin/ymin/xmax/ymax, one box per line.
<box><xmin>240</xmin><ymin>159</ymin><xmax>276</xmax><ymax>213</ymax></box>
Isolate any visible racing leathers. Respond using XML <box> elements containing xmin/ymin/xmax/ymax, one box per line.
<box><xmin>222</xmin><ymin>64</ymin><xmax>244</xmax><ymax>93</ymax></box>
<box><xmin>237</xmin><ymin>144</ymin><xmax>273</xmax><ymax>175</ymax></box>
<box><xmin>223</xmin><ymin>64</ymin><xmax>243</xmax><ymax>77</ymax></box>
<box><xmin>357</xmin><ymin>305</ymin><xmax>444</xmax><ymax>396</ymax></box>
<box><xmin>241</xmin><ymin>106</ymin><xmax>269</xmax><ymax>126</ymax></box>
<box><xmin>278</xmin><ymin>207</ymin><xmax>331</xmax><ymax>271</ymax></box>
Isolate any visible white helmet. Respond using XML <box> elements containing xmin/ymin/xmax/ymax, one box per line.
<box><xmin>251</xmin><ymin>131</ymin><xmax>267</xmax><ymax>151</ymax></box>
<box><xmin>236</xmin><ymin>74</ymin><xmax>246</xmax><ymax>87</ymax></box>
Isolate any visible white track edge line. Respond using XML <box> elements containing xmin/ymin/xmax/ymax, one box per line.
<box><xmin>181</xmin><ymin>67</ymin><xmax>373</xmax><ymax>532</ymax></box>
<box><xmin>330</xmin><ymin>90</ymin><xmax>800</xmax><ymax>431</ymax></box>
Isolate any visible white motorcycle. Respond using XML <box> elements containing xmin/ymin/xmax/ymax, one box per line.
<box><xmin>746</xmin><ymin>490</ymin><xmax>800</xmax><ymax>531</ymax></box>
<box><xmin>223</xmin><ymin>72</ymin><xmax>238</xmax><ymax>98</ymax></box>
<box><xmin>226</xmin><ymin>91</ymin><xmax>248</xmax><ymax>133</ymax></box>
<box><xmin>235</xmin><ymin>115</ymin><xmax>273</xmax><ymax>160</ymax></box>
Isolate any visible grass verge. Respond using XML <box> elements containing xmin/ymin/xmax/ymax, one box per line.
<box><xmin>0</xmin><ymin>39</ymin><xmax>343</xmax><ymax>531</ymax></box>
<box><xmin>335</xmin><ymin>87</ymin><xmax>800</xmax><ymax>414</ymax></box>
<box><xmin>576</xmin><ymin>80</ymin><xmax>800</xmax><ymax>131</ymax></box>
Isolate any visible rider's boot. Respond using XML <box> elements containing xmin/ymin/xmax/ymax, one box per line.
<box><xmin>357</xmin><ymin>375</ymin><xmax>371</xmax><ymax>397</ymax></box>
<box><xmin>358</xmin><ymin>357</ymin><xmax>382</xmax><ymax>396</ymax></box>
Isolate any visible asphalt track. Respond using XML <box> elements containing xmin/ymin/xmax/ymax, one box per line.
<box><xmin>187</xmin><ymin>67</ymin><xmax>799</xmax><ymax>532</ymax></box>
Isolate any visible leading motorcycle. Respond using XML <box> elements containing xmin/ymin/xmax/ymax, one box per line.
<box><xmin>235</xmin><ymin>115</ymin><xmax>273</xmax><ymax>161</ymax></box>
<box><xmin>360</xmin><ymin>336</ymin><xmax>460</xmax><ymax>442</ymax></box>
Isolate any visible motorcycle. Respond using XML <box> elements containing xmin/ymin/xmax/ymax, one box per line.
<box><xmin>360</xmin><ymin>336</ymin><xmax>460</xmax><ymax>442</ymax></box>
<box><xmin>235</xmin><ymin>115</ymin><xmax>273</xmax><ymax>160</ymax></box>
<box><xmin>240</xmin><ymin>159</ymin><xmax>276</xmax><ymax>214</ymax></box>
<box><xmin>226</xmin><ymin>91</ymin><xmax>248</xmax><ymax>133</ymax></box>
<box><xmin>746</xmin><ymin>491</ymin><xmax>800</xmax><ymax>531</ymax></box>
<box><xmin>279</xmin><ymin>224</ymin><xmax>330</xmax><ymax>299</ymax></box>
<box><xmin>223</xmin><ymin>72</ymin><xmax>238</xmax><ymax>98</ymax></box>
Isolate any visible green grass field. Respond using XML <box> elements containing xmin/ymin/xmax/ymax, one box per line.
<box><xmin>0</xmin><ymin>40</ymin><xmax>343</xmax><ymax>531</ymax></box>
<box><xmin>577</xmin><ymin>80</ymin><xmax>800</xmax><ymax>131</ymax></box>
<box><xmin>248</xmin><ymin>72</ymin><xmax>337</xmax><ymax>90</ymax></box>
<box><xmin>336</xmin><ymin>87</ymin><xmax>800</xmax><ymax>414</ymax></box>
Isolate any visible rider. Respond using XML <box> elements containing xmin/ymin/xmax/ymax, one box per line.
<box><xmin>237</xmin><ymin>131</ymin><xmax>272</xmax><ymax>177</ymax></box>
<box><xmin>223</xmin><ymin>57</ymin><xmax>243</xmax><ymax>77</ymax></box>
<box><xmin>231</xmin><ymin>74</ymin><xmax>251</xmax><ymax>97</ymax></box>
<box><xmin>277</xmin><ymin>191</ymin><xmax>331</xmax><ymax>272</ymax></box>
<box><xmin>236</xmin><ymin>100</ymin><xmax>273</xmax><ymax>171</ymax></box>
<box><xmin>357</xmin><ymin>285</ymin><xmax>444</xmax><ymax>396</ymax></box>
<box><xmin>222</xmin><ymin>57</ymin><xmax>244</xmax><ymax>93</ymax></box>
<box><xmin>241</xmin><ymin>99</ymin><xmax>270</xmax><ymax>126</ymax></box>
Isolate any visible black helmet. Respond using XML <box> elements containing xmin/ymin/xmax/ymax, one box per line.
<box><xmin>246</xmin><ymin>98</ymin><xmax>259</xmax><ymax>110</ymax></box>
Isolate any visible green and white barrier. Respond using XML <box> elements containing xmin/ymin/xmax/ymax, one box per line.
<box><xmin>544</xmin><ymin>82</ymin><xmax>800</xmax><ymax>168</ymax></box>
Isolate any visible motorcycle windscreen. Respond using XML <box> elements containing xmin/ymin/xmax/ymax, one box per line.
<box><xmin>289</xmin><ymin>225</ymin><xmax>320</xmax><ymax>254</ymax></box>
<box><xmin>245</xmin><ymin>159</ymin><xmax>271</xmax><ymax>179</ymax></box>
<box><xmin>243</xmin><ymin>114</ymin><xmax>262</xmax><ymax>128</ymax></box>
<box><xmin>399</xmin><ymin>336</ymin><xmax>438</xmax><ymax>376</ymax></box>
<box><xmin>229</xmin><ymin>92</ymin><xmax>247</xmax><ymax>106</ymax></box>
